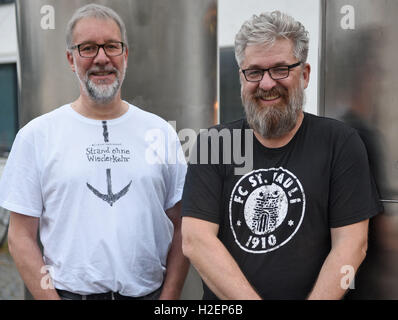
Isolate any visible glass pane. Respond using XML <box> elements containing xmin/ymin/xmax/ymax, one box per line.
<box><xmin>220</xmin><ymin>47</ymin><xmax>245</xmax><ymax>123</ymax></box>
<box><xmin>0</xmin><ymin>63</ymin><xmax>18</xmax><ymax>153</ymax></box>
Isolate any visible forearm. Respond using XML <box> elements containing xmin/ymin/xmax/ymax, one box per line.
<box><xmin>8</xmin><ymin>235</ymin><xmax>60</xmax><ymax>300</ymax></box>
<box><xmin>307</xmin><ymin>243</ymin><xmax>367</xmax><ymax>300</ymax></box>
<box><xmin>184</xmin><ymin>234</ymin><xmax>261</xmax><ymax>300</ymax></box>
<box><xmin>159</xmin><ymin>227</ymin><xmax>190</xmax><ymax>300</ymax></box>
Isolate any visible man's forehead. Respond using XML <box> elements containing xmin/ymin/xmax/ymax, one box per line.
<box><xmin>72</xmin><ymin>17</ymin><xmax>122</xmax><ymax>42</ymax></box>
<box><xmin>246</xmin><ymin>39</ymin><xmax>294</xmax><ymax>55</ymax></box>
<box><xmin>242</xmin><ymin>39</ymin><xmax>296</xmax><ymax>67</ymax></box>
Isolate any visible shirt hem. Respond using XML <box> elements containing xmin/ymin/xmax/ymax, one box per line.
<box><xmin>182</xmin><ymin>209</ymin><xmax>220</xmax><ymax>224</ymax></box>
<box><xmin>329</xmin><ymin>207</ymin><xmax>380</xmax><ymax>228</ymax></box>
<box><xmin>0</xmin><ymin>200</ymin><xmax>41</xmax><ymax>217</ymax></box>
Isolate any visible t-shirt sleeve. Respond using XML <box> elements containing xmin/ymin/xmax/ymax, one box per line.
<box><xmin>181</xmin><ymin>133</ymin><xmax>223</xmax><ymax>224</ymax></box>
<box><xmin>0</xmin><ymin>130</ymin><xmax>43</xmax><ymax>217</ymax></box>
<box><xmin>328</xmin><ymin>131</ymin><xmax>382</xmax><ymax>228</ymax></box>
<box><xmin>164</xmin><ymin>127</ymin><xmax>187</xmax><ymax>211</ymax></box>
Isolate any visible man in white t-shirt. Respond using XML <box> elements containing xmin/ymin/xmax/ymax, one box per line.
<box><xmin>0</xmin><ymin>4</ymin><xmax>189</xmax><ymax>300</ymax></box>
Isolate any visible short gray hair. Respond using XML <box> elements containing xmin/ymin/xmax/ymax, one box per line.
<box><xmin>234</xmin><ymin>11</ymin><xmax>309</xmax><ymax>67</ymax></box>
<box><xmin>66</xmin><ymin>3</ymin><xmax>128</xmax><ymax>50</ymax></box>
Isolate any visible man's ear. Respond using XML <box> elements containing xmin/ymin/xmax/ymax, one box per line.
<box><xmin>238</xmin><ymin>68</ymin><xmax>244</xmax><ymax>85</ymax></box>
<box><xmin>66</xmin><ymin>50</ymin><xmax>76</xmax><ymax>73</ymax></box>
<box><xmin>124</xmin><ymin>46</ymin><xmax>129</xmax><ymax>68</ymax></box>
<box><xmin>302</xmin><ymin>63</ymin><xmax>311</xmax><ymax>89</ymax></box>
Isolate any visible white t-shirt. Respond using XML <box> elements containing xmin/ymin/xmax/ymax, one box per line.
<box><xmin>0</xmin><ymin>103</ymin><xmax>187</xmax><ymax>296</ymax></box>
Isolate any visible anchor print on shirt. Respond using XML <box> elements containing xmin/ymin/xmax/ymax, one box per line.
<box><xmin>102</xmin><ymin>120</ymin><xmax>109</xmax><ymax>143</ymax></box>
<box><xmin>86</xmin><ymin>120</ymin><xmax>132</xmax><ymax>206</ymax></box>
<box><xmin>87</xmin><ymin>168</ymin><xmax>132</xmax><ymax>206</ymax></box>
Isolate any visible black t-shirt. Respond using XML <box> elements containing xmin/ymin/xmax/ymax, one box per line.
<box><xmin>182</xmin><ymin>112</ymin><xmax>381</xmax><ymax>299</ymax></box>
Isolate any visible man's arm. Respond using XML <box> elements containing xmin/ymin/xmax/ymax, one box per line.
<box><xmin>8</xmin><ymin>212</ymin><xmax>60</xmax><ymax>300</ymax></box>
<box><xmin>307</xmin><ymin>219</ymin><xmax>369</xmax><ymax>300</ymax></box>
<box><xmin>182</xmin><ymin>216</ymin><xmax>261</xmax><ymax>300</ymax></box>
<box><xmin>159</xmin><ymin>201</ymin><xmax>190</xmax><ymax>299</ymax></box>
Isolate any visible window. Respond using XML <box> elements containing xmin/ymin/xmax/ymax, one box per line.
<box><xmin>220</xmin><ymin>47</ymin><xmax>245</xmax><ymax>123</ymax></box>
<box><xmin>0</xmin><ymin>63</ymin><xmax>18</xmax><ymax>154</ymax></box>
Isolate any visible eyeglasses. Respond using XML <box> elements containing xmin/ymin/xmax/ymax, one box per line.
<box><xmin>241</xmin><ymin>62</ymin><xmax>302</xmax><ymax>82</ymax></box>
<box><xmin>70</xmin><ymin>41</ymin><xmax>125</xmax><ymax>58</ymax></box>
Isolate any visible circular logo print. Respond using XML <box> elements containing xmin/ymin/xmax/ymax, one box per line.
<box><xmin>229</xmin><ymin>168</ymin><xmax>305</xmax><ymax>254</ymax></box>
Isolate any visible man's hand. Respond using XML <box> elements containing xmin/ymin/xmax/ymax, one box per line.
<box><xmin>307</xmin><ymin>219</ymin><xmax>369</xmax><ymax>300</ymax></box>
<box><xmin>182</xmin><ymin>216</ymin><xmax>261</xmax><ymax>300</ymax></box>
<box><xmin>8</xmin><ymin>212</ymin><xmax>61</xmax><ymax>300</ymax></box>
<box><xmin>159</xmin><ymin>202</ymin><xmax>190</xmax><ymax>299</ymax></box>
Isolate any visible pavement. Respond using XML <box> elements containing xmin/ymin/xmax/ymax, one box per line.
<box><xmin>0</xmin><ymin>248</ymin><xmax>24</xmax><ymax>300</ymax></box>
<box><xmin>0</xmin><ymin>157</ymin><xmax>6</xmax><ymax>174</ymax></box>
<box><xmin>0</xmin><ymin>156</ymin><xmax>24</xmax><ymax>300</ymax></box>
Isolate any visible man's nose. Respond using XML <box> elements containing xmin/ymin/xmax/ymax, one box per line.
<box><xmin>94</xmin><ymin>47</ymin><xmax>110</xmax><ymax>64</ymax></box>
<box><xmin>258</xmin><ymin>71</ymin><xmax>277</xmax><ymax>91</ymax></box>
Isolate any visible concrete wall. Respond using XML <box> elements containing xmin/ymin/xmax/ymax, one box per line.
<box><xmin>0</xmin><ymin>3</ymin><xmax>17</xmax><ymax>64</ymax></box>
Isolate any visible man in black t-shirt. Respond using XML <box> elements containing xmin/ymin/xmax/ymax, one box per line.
<box><xmin>181</xmin><ymin>11</ymin><xmax>381</xmax><ymax>300</ymax></box>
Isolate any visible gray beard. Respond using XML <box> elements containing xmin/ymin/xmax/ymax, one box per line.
<box><xmin>86</xmin><ymin>76</ymin><xmax>121</xmax><ymax>104</ymax></box>
<box><xmin>242</xmin><ymin>81</ymin><xmax>305</xmax><ymax>139</ymax></box>
<box><xmin>75</xmin><ymin>62</ymin><xmax>126</xmax><ymax>104</ymax></box>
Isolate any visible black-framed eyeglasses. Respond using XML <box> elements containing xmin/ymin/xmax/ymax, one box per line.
<box><xmin>241</xmin><ymin>61</ymin><xmax>302</xmax><ymax>82</ymax></box>
<box><xmin>70</xmin><ymin>41</ymin><xmax>125</xmax><ymax>58</ymax></box>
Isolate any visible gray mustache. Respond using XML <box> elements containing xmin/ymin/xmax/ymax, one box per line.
<box><xmin>254</xmin><ymin>87</ymin><xmax>286</xmax><ymax>99</ymax></box>
<box><xmin>88</xmin><ymin>67</ymin><xmax>118</xmax><ymax>76</ymax></box>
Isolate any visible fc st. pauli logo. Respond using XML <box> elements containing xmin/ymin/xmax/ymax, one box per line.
<box><xmin>229</xmin><ymin>168</ymin><xmax>305</xmax><ymax>254</ymax></box>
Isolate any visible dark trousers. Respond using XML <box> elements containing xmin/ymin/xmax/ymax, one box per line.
<box><xmin>56</xmin><ymin>286</ymin><xmax>162</xmax><ymax>300</ymax></box>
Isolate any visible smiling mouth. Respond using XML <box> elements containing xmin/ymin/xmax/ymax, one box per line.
<box><xmin>260</xmin><ymin>94</ymin><xmax>281</xmax><ymax>101</ymax></box>
<box><xmin>90</xmin><ymin>71</ymin><xmax>115</xmax><ymax>76</ymax></box>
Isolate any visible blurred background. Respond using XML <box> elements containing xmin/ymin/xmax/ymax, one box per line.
<box><xmin>1</xmin><ymin>0</ymin><xmax>398</xmax><ymax>299</ymax></box>
<box><xmin>0</xmin><ymin>0</ymin><xmax>22</xmax><ymax>300</ymax></box>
